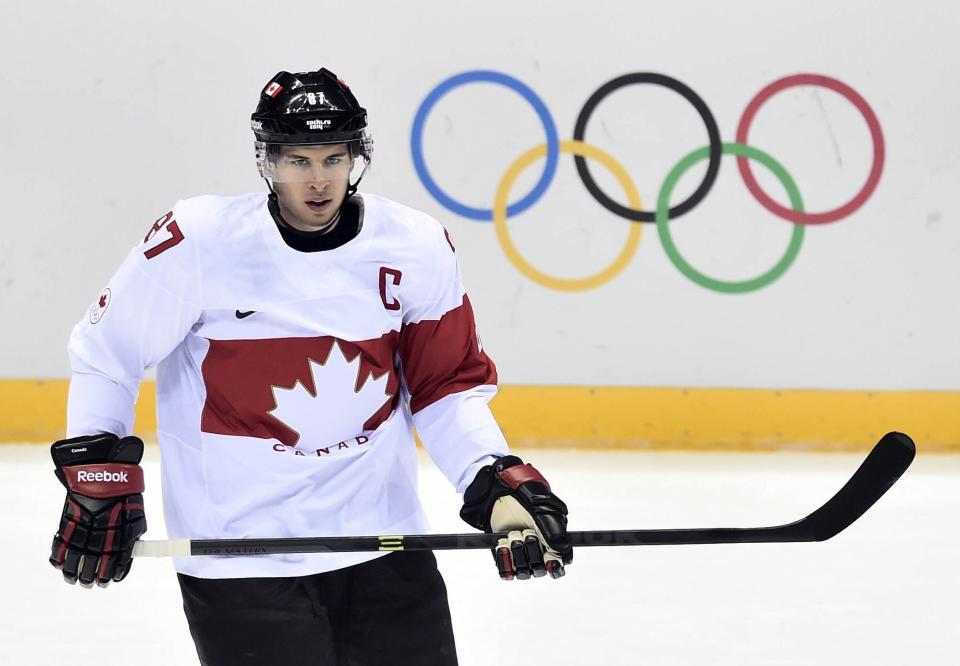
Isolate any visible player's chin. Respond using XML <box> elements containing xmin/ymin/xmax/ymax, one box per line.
<box><xmin>297</xmin><ymin>206</ymin><xmax>332</xmax><ymax>225</ymax></box>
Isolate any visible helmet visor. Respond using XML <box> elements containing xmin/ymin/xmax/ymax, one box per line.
<box><xmin>257</xmin><ymin>142</ymin><xmax>367</xmax><ymax>184</ymax></box>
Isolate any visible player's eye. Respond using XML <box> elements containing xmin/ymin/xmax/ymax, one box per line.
<box><xmin>325</xmin><ymin>157</ymin><xmax>343</xmax><ymax>166</ymax></box>
<box><xmin>288</xmin><ymin>158</ymin><xmax>310</xmax><ymax>167</ymax></box>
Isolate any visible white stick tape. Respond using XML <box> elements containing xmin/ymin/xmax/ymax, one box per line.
<box><xmin>132</xmin><ymin>539</ymin><xmax>192</xmax><ymax>558</ymax></box>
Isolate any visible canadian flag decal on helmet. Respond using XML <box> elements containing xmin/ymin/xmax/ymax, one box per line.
<box><xmin>264</xmin><ymin>82</ymin><xmax>283</xmax><ymax>98</ymax></box>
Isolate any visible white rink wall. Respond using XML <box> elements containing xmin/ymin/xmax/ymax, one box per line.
<box><xmin>1</xmin><ymin>0</ymin><xmax>957</xmax><ymax>391</ymax></box>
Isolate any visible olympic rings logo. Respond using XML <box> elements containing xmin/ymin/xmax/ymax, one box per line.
<box><xmin>410</xmin><ymin>71</ymin><xmax>885</xmax><ymax>293</ymax></box>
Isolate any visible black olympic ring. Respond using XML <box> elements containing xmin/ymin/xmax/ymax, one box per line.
<box><xmin>572</xmin><ymin>72</ymin><xmax>722</xmax><ymax>223</ymax></box>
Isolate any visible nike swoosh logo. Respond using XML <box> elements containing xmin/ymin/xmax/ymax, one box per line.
<box><xmin>235</xmin><ymin>310</ymin><xmax>256</xmax><ymax>319</ymax></box>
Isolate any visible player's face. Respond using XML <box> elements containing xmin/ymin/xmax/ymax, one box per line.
<box><xmin>273</xmin><ymin>144</ymin><xmax>353</xmax><ymax>232</ymax></box>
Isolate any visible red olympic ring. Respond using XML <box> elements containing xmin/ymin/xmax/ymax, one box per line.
<box><xmin>735</xmin><ymin>73</ymin><xmax>885</xmax><ymax>225</ymax></box>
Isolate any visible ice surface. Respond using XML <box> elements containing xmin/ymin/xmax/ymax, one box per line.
<box><xmin>4</xmin><ymin>444</ymin><xmax>957</xmax><ymax>665</ymax></box>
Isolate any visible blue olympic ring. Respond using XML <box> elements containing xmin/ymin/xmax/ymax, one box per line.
<box><xmin>410</xmin><ymin>70</ymin><xmax>560</xmax><ymax>221</ymax></box>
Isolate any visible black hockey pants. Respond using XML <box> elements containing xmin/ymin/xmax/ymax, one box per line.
<box><xmin>178</xmin><ymin>550</ymin><xmax>458</xmax><ymax>665</ymax></box>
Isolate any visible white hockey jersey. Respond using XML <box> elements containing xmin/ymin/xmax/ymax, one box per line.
<box><xmin>66</xmin><ymin>192</ymin><xmax>511</xmax><ymax>578</ymax></box>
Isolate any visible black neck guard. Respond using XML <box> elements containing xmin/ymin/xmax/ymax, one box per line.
<box><xmin>268</xmin><ymin>194</ymin><xmax>364</xmax><ymax>253</ymax></box>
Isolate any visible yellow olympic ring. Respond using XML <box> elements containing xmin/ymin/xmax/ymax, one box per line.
<box><xmin>493</xmin><ymin>140</ymin><xmax>643</xmax><ymax>292</ymax></box>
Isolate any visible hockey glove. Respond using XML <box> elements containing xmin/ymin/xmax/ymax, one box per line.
<box><xmin>49</xmin><ymin>433</ymin><xmax>147</xmax><ymax>587</ymax></box>
<box><xmin>460</xmin><ymin>455</ymin><xmax>572</xmax><ymax>581</ymax></box>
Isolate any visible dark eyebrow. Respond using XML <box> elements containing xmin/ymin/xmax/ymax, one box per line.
<box><xmin>285</xmin><ymin>150</ymin><xmax>347</xmax><ymax>160</ymax></box>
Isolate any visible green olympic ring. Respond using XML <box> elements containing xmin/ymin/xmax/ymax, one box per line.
<box><xmin>656</xmin><ymin>143</ymin><xmax>805</xmax><ymax>293</ymax></box>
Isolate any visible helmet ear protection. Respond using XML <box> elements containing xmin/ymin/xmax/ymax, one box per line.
<box><xmin>252</xmin><ymin>68</ymin><xmax>373</xmax><ymax>195</ymax></box>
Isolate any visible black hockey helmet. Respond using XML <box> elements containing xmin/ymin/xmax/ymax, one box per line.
<box><xmin>252</xmin><ymin>68</ymin><xmax>373</xmax><ymax>192</ymax></box>
<box><xmin>251</xmin><ymin>68</ymin><xmax>369</xmax><ymax>145</ymax></box>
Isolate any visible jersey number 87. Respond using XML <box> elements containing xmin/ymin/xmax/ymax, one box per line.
<box><xmin>143</xmin><ymin>211</ymin><xmax>184</xmax><ymax>260</ymax></box>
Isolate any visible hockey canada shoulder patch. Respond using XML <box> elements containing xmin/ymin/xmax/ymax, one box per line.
<box><xmin>89</xmin><ymin>287</ymin><xmax>111</xmax><ymax>324</ymax></box>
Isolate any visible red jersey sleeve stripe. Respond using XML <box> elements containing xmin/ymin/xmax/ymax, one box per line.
<box><xmin>399</xmin><ymin>295</ymin><xmax>497</xmax><ymax>414</ymax></box>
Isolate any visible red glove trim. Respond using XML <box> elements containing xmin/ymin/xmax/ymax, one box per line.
<box><xmin>96</xmin><ymin>503</ymin><xmax>124</xmax><ymax>579</ymax></box>
<box><xmin>53</xmin><ymin>499</ymin><xmax>82</xmax><ymax>566</ymax></box>
<box><xmin>497</xmin><ymin>546</ymin><xmax>515</xmax><ymax>581</ymax></box>
<box><xmin>63</xmin><ymin>464</ymin><xmax>144</xmax><ymax>498</ymax></box>
<box><xmin>497</xmin><ymin>463</ymin><xmax>550</xmax><ymax>491</ymax></box>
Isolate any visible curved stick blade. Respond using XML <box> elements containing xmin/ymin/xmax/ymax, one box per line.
<box><xmin>796</xmin><ymin>431</ymin><xmax>916</xmax><ymax>541</ymax></box>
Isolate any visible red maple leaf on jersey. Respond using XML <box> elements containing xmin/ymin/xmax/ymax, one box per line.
<box><xmin>99</xmin><ymin>294</ymin><xmax>108</xmax><ymax>308</ymax></box>
<box><xmin>200</xmin><ymin>333</ymin><xmax>400</xmax><ymax>445</ymax></box>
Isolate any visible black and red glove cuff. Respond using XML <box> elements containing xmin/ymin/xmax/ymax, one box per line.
<box><xmin>460</xmin><ymin>455</ymin><xmax>563</xmax><ymax>530</ymax></box>
<box><xmin>461</xmin><ymin>455</ymin><xmax>520</xmax><ymax>531</ymax></box>
<box><xmin>52</xmin><ymin>434</ymin><xmax>145</xmax><ymax>497</ymax></box>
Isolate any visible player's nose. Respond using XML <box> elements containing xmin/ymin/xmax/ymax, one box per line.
<box><xmin>306</xmin><ymin>165</ymin><xmax>329</xmax><ymax>185</ymax></box>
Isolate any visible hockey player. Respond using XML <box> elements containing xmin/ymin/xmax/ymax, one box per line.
<box><xmin>48</xmin><ymin>68</ymin><xmax>573</xmax><ymax>664</ymax></box>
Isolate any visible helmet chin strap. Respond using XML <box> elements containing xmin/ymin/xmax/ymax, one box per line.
<box><xmin>322</xmin><ymin>208</ymin><xmax>343</xmax><ymax>233</ymax></box>
<box><xmin>346</xmin><ymin>160</ymin><xmax>370</xmax><ymax>197</ymax></box>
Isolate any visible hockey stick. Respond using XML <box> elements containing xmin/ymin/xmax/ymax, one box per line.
<box><xmin>132</xmin><ymin>431</ymin><xmax>915</xmax><ymax>558</ymax></box>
